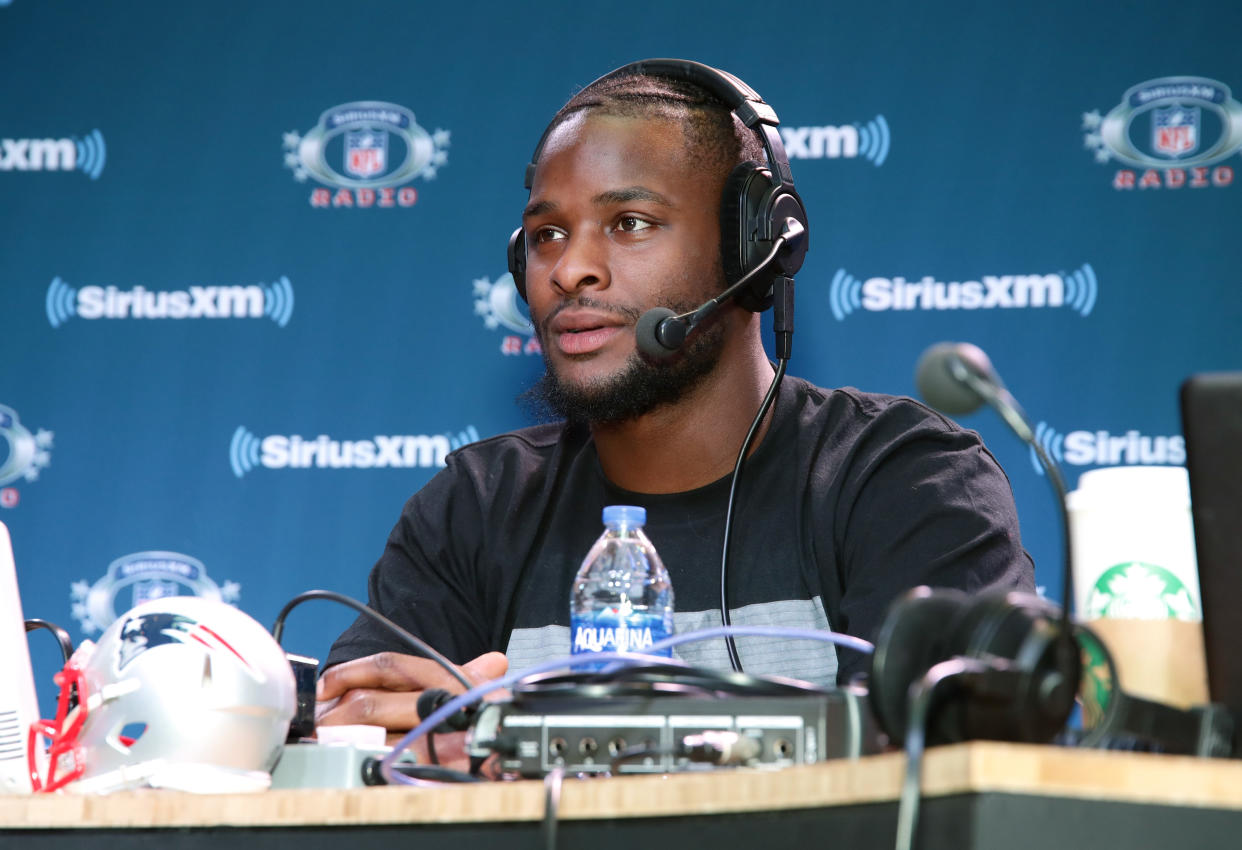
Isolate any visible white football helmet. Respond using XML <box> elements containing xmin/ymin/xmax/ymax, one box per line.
<box><xmin>29</xmin><ymin>596</ymin><xmax>296</xmax><ymax>794</ymax></box>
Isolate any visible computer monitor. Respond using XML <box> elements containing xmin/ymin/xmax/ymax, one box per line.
<box><xmin>1180</xmin><ymin>372</ymin><xmax>1242</xmax><ymax>717</ymax></box>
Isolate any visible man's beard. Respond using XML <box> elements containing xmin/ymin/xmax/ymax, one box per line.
<box><xmin>521</xmin><ymin>297</ymin><xmax>727</xmax><ymax>426</ymax></box>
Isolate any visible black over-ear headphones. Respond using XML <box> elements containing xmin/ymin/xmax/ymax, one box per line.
<box><xmin>507</xmin><ymin>58</ymin><xmax>809</xmax><ymax>313</ymax></box>
<box><xmin>868</xmin><ymin>586</ymin><xmax>1080</xmax><ymax>747</ymax></box>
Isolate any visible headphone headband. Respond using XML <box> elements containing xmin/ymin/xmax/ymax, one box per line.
<box><xmin>510</xmin><ymin>58</ymin><xmax>808</xmax><ymax>313</ymax></box>
<box><xmin>523</xmin><ymin>58</ymin><xmax>794</xmax><ymax>192</ymax></box>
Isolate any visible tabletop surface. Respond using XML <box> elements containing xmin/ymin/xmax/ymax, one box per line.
<box><xmin>6</xmin><ymin>742</ymin><xmax>1242</xmax><ymax>830</ymax></box>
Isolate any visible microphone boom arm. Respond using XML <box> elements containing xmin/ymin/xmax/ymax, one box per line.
<box><xmin>943</xmin><ymin>349</ymin><xmax>1077</xmax><ymax>636</ymax></box>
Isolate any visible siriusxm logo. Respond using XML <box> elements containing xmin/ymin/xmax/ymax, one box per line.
<box><xmin>0</xmin><ymin>130</ymin><xmax>106</xmax><ymax>179</ymax></box>
<box><xmin>229</xmin><ymin>426</ymin><xmax>479</xmax><ymax>478</ymax></box>
<box><xmin>828</xmin><ymin>265</ymin><xmax>1097</xmax><ymax>320</ymax></box>
<box><xmin>1029</xmin><ymin>422</ymin><xmax>1185</xmax><ymax>475</ymax></box>
<box><xmin>46</xmin><ymin>276</ymin><xmax>294</xmax><ymax>328</ymax></box>
<box><xmin>780</xmin><ymin>116</ymin><xmax>890</xmax><ymax>166</ymax></box>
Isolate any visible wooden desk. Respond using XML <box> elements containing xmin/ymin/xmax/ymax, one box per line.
<box><xmin>4</xmin><ymin>743</ymin><xmax>1242</xmax><ymax>849</ymax></box>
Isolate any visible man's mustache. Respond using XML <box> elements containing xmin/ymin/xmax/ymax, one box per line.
<box><xmin>535</xmin><ymin>297</ymin><xmax>643</xmax><ymax>342</ymax></box>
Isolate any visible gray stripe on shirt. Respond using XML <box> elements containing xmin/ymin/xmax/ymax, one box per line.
<box><xmin>504</xmin><ymin>597</ymin><xmax>839</xmax><ymax>688</ymax></box>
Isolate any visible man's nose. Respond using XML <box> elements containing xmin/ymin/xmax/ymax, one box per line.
<box><xmin>549</xmin><ymin>230</ymin><xmax>610</xmax><ymax>296</ymax></box>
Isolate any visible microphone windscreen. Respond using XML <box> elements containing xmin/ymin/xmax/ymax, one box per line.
<box><xmin>635</xmin><ymin>307</ymin><xmax>680</xmax><ymax>359</ymax></box>
<box><xmin>915</xmin><ymin>341</ymin><xmax>987</xmax><ymax>415</ymax></box>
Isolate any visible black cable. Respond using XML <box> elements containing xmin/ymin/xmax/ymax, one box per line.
<box><xmin>512</xmin><ymin>660</ymin><xmax>828</xmax><ymax>703</ymax></box>
<box><xmin>426</xmin><ymin>731</ymin><xmax>439</xmax><ymax>765</ymax></box>
<box><xmin>610</xmin><ymin>744</ymin><xmax>677</xmax><ymax>773</ymax></box>
<box><xmin>895</xmin><ymin>657</ymin><xmax>993</xmax><ymax>850</ymax></box>
<box><xmin>270</xmin><ymin>589</ymin><xmax>472</xmax><ymax>692</ymax></box>
<box><xmin>25</xmin><ymin>619</ymin><xmax>74</xmax><ymax>663</ymax></box>
<box><xmin>720</xmin><ymin>355</ymin><xmax>788</xmax><ymax>672</ymax></box>
<box><xmin>363</xmin><ymin>757</ymin><xmax>482</xmax><ymax>784</ymax></box>
<box><xmin>1026</xmin><ymin>434</ymin><xmax>1079</xmax><ymax>688</ymax></box>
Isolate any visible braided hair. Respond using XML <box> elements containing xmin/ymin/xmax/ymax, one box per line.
<box><xmin>540</xmin><ymin>69</ymin><xmax>767</xmax><ymax>184</ymax></box>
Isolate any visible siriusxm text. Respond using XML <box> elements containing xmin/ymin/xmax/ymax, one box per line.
<box><xmin>260</xmin><ymin>434</ymin><xmax>450</xmax><ymax>469</ymax></box>
<box><xmin>76</xmin><ymin>285</ymin><xmax>266</xmax><ymax>319</ymax></box>
<box><xmin>862</xmin><ymin>274</ymin><xmax>1064</xmax><ymax>311</ymax></box>
<box><xmin>0</xmin><ymin>138</ymin><xmax>77</xmax><ymax>171</ymax></box>
<box><xmin>1063</xmin><ymin>431</ymin><xmax>1185</xmax><ymax>466</ymax></box>
<box><xmin>780</xmin><ymin>125</ymin><xmax>859</xmax><ymax>159</ymax></box>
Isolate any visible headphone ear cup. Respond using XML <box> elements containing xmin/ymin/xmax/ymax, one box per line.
<box><xmin>949</xmin><ymin>591</ymin><xmax>1077</xmax><ymax>744</ymax></box>
<box><xmin>880</xmin><ymin>590</ymin><xmax>1076</xmax><ymax>746</ymax></box>
<box><xmin>507</xmin><ymin>227</ymin><xmax>528</xmax><ymax>303</ymax></box>
<box><xmin>867</xmin><ymin>587</ymin><xmax>970</xmax><ymax>745</ymax></box>
<box><xmin>719</xmin><ymin>161</ymin><xmax>775</xmax><ymax>313</ymax></box>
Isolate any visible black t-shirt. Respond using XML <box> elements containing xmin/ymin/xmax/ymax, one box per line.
<box><xmin>326</xmin><ymin>377</ymin><xmax>1034</xmax><ymax>686</ymax></box>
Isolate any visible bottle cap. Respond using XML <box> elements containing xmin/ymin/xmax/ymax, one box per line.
<box><xmin>602</xmin><ymin>505</ymin><xmax>646</xmax><ymax>527</ymax></box>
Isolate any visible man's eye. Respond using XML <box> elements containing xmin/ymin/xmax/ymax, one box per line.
<box><xmin>533</xmin><ymin>227</ymin><xmax>566</xmax><ymax>244</ymax></box>
<box><xmin>616</xmin><ymin>216</ymin><xmax>653</xmax><ymax>233</ymax></box>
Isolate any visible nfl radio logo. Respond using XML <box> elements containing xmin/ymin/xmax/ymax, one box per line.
<box><xmin>1152</xmin><ymin>105</ymin><xmax>1199</xmax><ymax>157</ymax></box>
<box><xmin>345</xmin><ymin>129</ymin><xmax>388</xmax><ymax>178</ymax></box>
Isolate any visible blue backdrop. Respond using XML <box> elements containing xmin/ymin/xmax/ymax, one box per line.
<box><xmin>3</xmin><ymin>0</ymin><xmax>1239</xmax><ymax>714</ymax></box>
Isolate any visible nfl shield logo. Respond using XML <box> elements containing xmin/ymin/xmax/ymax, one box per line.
<box><xmin>132</xmin><ymin>578</ymin><xmax>180</xmax><ymax>608</ymax></box>
<box><xmin>1152</xmin><ymin>105</ymin><xmax>1199</xmax><ymax>158</ymax></box>
<box><xmin>345</xmin><ymin>129</ymin><xmax>388</xmax><ymax>178</ymax></box>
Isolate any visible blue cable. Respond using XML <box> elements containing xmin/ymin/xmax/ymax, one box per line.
<box><xmin>379</xmin><ymin>623</ymin><xmax>874</xmax><ymax>785</ymax></box>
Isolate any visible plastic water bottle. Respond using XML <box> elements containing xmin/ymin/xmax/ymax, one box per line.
<box><xmin>570</xmin><ymin>505</ymin><xmax>674</xmax><ymax>667</ymax></box>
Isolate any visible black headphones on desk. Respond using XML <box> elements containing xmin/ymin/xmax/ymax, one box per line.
<box><xmin>506</xmin><ymin>58</ymin><xmax>810</xmax><ymax>314</ymax></box>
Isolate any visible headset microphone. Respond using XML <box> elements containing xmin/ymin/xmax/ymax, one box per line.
<box><xmin>635</xmin><ymin>219</ymin><xmax>804</xmax><ymax>359</ymax></box>
<box><xmin>634</xmin><ymin>308</ymin><xmax>684</xmax><ymax>358</ymax></box>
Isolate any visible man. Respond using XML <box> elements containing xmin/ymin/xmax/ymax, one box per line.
<box><xmin>317</xmin><ymin>63</ymin><xmax>1034</xmax><ymax>755</ymax></box>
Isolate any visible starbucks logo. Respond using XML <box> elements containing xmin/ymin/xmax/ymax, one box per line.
<box><xmin>1085</xmin><ymin>561</ymin><xmax>1198</xmax><ymax>621</ymax></box>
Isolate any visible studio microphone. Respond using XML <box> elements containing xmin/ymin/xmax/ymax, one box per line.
<box><xmin>635</xmin><ymin>217</ymin><xmax>805</xmax><ymax>359</ymax></box>
<box><xmin>915</xmin><ymin>341</ymin><xmax>1071</xmax><ymax>605</ymax></box>
<box><xmin>911</xmin><ymin>342</ymin><xmax>1236</xmax><ymax>756</ymax></box>
<box><xmin>882</xmin><ymin>345</ymin><xmax>1232</xmax><ymax>850</ymax></box>
<box><xmin>869</xmin><ymin>342</ymin><xmax>1082</xmax><ymax>749</ymax></box>
<box><xmin>915</xmin><ymin>341</ymin><xmax>1036</xmax><ymax>442</ymax></box>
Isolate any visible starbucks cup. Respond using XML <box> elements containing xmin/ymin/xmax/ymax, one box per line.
<box><xmin>1066</xmin><ymin>465</ymin><xmax>1201</xmax><ymax>621</ymax></box>
<box><xmin>1067</xmin><ymin>465</ymin><xmax>1208</xmax><ymax>708</ymax></box>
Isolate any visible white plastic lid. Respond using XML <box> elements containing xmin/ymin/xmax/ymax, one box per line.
<box><xmin>1066</xmin><ymin>465</ymin><xmax>1190</xmax><ymax>510</ymax></box>
<box><xmin>315</xmin><ymin>724</ymin><xmax>387</xmax><ymax>749</ymax></box>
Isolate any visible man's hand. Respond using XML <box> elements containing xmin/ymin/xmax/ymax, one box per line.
<box><xmin>316</xmin><ymin>650</ymin><xmax>509</xmax><ymax>770</ymax></box>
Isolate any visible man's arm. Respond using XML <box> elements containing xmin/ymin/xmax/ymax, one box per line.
<box><xmin>318</xmin><ymin>455</ymin><xmax>505</xmax><ymax>766</ymax></box>
<box><xmin>316</xmin><ymin>650</ymin><xmax>508</xmax><ymax>767</ymax></box>
<box><xmin>325</xmin><ymin>456</ymin><xmax>496</xmax><ymax>668</ymax></box>
<box><xmin>830</xmin><ymin>399</ymin><xmax>1034</xmax><ymax>682</ymax></box>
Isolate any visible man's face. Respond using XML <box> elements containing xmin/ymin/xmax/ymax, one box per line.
<box><xmin>521</xmin><ymin>111</ymin><xmax>729</xmax><ymax>423</ymax></box>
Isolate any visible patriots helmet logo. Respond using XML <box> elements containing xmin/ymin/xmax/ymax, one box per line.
<box><xmin>116</xmin><ymin>611</ymin><xmax>252</xmax><ymax>672</ymax></box>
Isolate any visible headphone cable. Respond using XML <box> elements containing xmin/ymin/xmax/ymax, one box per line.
<box><xmin>720</xmin><ymin>273</ymin><xmax>793</xmax><ymax>673</ymax></box>
<box><xmin>720</xmin><ymin>356</ymin><xmax>789</xmax><ymax>673</ymax></box>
